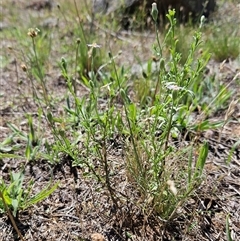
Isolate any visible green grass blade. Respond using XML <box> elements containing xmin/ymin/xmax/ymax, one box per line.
<box><xmin>22</xmin><ymin>182</ymin><xmax>59</xmax><ymax>210</ymax></box>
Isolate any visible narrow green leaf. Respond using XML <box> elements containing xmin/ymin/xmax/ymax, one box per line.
<box><xmin>226</xmin><ymin>214</ymin><xmax>233</xmax><ymax>241</ymax></box>
<box><xmin>11</xmin><ymin>199</ymin><xmax>19</xmax><ymax>217</ymax></box>
<box><xmin>7</xmin><ymin>123</ymin><xmax>27</xmax><ymax>140</ymax></box>
<box><xmin>0</xmin><ymin>153</ymin><xmax>23</xmax><ymax>159</ymax></box>
<box><xmin>2</xmin><ymin>189</ymin><xmax>12</xmax><ymax>205</ymax></box>
<box><xmin>194</xmin><ymin>142</ymin><xmax>208</xmax><ymax>179</ymax></box>
<box><xmin>188</xmin><ymin>145</ymin><xmax>193</xmax><ymax>185</ymax></box>
<box><xmin>22</xmin><ymin>182</ymin><xmax>59</xmax><ymax>209</ymax></box>
<box><xmin>197</xmin><ymin>142</ymin><xmax>208</xmax><ymax>172</ymax></box>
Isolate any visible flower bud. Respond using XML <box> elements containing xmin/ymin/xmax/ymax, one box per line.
<box><xmin>151</xmin><ymin>3</ymin><xmax>158</xmax><ymax>22</ymax></box>
<box><xmin>61</xmin><ymin>57</ymin><xmax>67</xmax><ymax>72</ymax></box>
<box><xmin>199</xmin><ymin>15</ymin><xmax>206</xmax><ymax>28</ymax></box>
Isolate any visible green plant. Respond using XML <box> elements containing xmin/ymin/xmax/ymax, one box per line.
<box><xmin>207</xmin><ymin>25</ymin><xmax>240</xmax><ymax>62</ymax></box>
<box><xmin>26</xmin><ymin>5</ymin><xmax>213</xmax><ymax>221</ymax></box>
<box><xmin>172</xmin><ymin>26</ymin><xmax>197</xmax><ymax>65</ymax></box>
<box><xmin>0</xmin><ymin>134</ymin><xmax>21</xmax><ymax>154</ymax></box>
<box><xmin>60</xmin><ymin>0</ymin><xmax>104</xmax><ymax>82</ymax></box>
<box><xmin>0</xmin><ymin>171</ymin><xmax>58</xmax><ymax>217</ymax></box>
<box><xmin>7</xmin><ymin>114</ymin><xmax>41</xmax><ymax>162</ymax></box>
<box><xmin>122</xmin><ymin>7</ymin><xmax>211</xmax><ymax>219</ymax></box>
<box><xmin>1</xmin><ymin>0</ymin><xmax>239</xmax><ymax>239</ymax></box>
<box><xmin>26</xmin><ymin>27</ymin><xmax>51</xmax><ymax>105</ymax></box>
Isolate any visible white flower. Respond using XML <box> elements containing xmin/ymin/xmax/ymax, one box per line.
<box><xmin>87</xmin><ymin>43</ymin><xmax>101</xmax><ymax>48</ymax></box>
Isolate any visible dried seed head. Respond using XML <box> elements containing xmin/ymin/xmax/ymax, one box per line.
<box><xmin>28</xmin><ymin>28</ymin><xmax>40</xmax><ymax>38</ymax></box>
<box><xmin>152</xmin><ymin>55</ymin><xmax>159</xmax><ymax>62</ymax></box>
<box><xmin>21</xmin><ymin>64</ymin><xmax>27</xmax><ymax>72</ymax></box>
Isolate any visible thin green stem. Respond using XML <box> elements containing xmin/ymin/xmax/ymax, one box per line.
<box><xmin>0</xmin><ymin>190</ymin><xmax>25</xmax><ymax>241</ymax></box>
<box><xmin>31</xmin><ymin>38</ymin><xmax>49</xmax><ymax>105</ymax></box>
<box><xmin>109</xmin><ymin>51</ymin><xmax>142</xmax><ymax>174</ymax></box>
<box><xmin>74</xmin><ymin>0</ymin><xmax>87</xmax><ymax>44</ymax></box>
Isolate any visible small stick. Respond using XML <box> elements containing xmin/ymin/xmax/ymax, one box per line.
<box><xmin>0</xmin><ymin>191</ymin><xmax>25</xmax><ymax>241</ymax></box>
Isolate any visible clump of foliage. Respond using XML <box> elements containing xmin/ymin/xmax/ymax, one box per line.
<box><xmin>1</xmin><ymin>1</ymin><xmax>238</xmax><ymax>240</ymax></box>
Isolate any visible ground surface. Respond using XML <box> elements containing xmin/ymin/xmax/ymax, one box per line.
<box><xmin>0</xmin><ymin>0</ymin><xmax>240</xmax><ymax>240</ymax></box>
